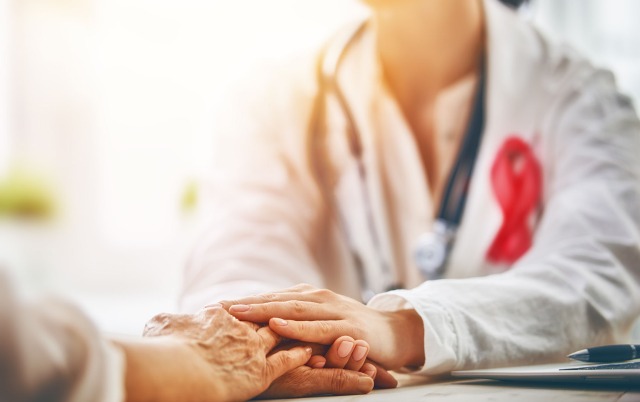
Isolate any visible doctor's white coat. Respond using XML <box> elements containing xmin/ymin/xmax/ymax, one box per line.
<box><xmin>181</xmin><ymin>0</ymin><xmax>640</xmax><ymax>374</ymax></box>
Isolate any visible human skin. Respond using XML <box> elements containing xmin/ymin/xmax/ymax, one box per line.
<box><xmin>221</xmin><ymin>284</ymin><xmax>426</xmax><ymax>371</ymax></box>
<box><xmin>111</xmin><ymin>306</ymin><xmax>374</xmax><ymax>402</ymax></box>
<box><xmin>259</xmin><ymin>335</ymin><xmax>398</xmax><ymax>398</ymax></box>
<box><xmin>258</xmin><ymin>338</ymin><xmax>396</xmax><ymax>398</ymax></box>
<box><xmin>365</xmin><ymin>0</ymin><xmax>484</xmax><ymax>194</ymax></box>
<box><xmin>172</xmin><ymin>1</ymin><xmax>484</xmax><ymax>396</ymax></box>
<box><xmin>220</xmin><ymin>0</ymin><xmax>488</xmax><ymax>375</ymax></box>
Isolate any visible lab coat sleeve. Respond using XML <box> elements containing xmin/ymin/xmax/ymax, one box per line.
<box><xmin>179</xmin><ymin>63</ymin><xmax>327</xmax><ymax>312</ymax></box>
<box><xmin>369</xmin><ymin>69</ymin><xmax>640</xmax><ymax>374</ymax></box>
<box><xmin>0</xmin><ymin>272</ymin><xmax>125</xmax><ymax>402</ymax></box>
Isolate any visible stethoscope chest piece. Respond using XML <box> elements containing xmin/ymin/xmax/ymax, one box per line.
<box><xmin>414</xmin><ymin>219</ymin><xmax>456</xmax><ymax>280</ymax></box>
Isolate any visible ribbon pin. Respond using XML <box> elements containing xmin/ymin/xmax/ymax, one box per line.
<box><xmin>487</xmin><ymin>136</ymin><xmax>542</xmax><ymax>265</ymax></box>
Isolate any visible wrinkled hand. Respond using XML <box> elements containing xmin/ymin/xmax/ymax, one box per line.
<box><xmin>307</xmin><ymin>336</ymin><xmax>397</xmax><ymax>388</ymax></box>
<box><xmin>221</xmin><ymin>284</ymin><xmax>425</xmax><ymax>370</ymax></box>
<box><xmin>259</xmin><ymin>336</ymin><xmax>397</xmax><ymax>399</ymax></box>
<box><xmin>140</xmin><ymin>306</ymin><xmax>311</xmax><ymax>402</ymax></box>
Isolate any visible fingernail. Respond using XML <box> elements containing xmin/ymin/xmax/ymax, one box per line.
<box><xmin>305</xmin><ymin>346</ymin><xmax>313</xmax><ymax>354</ymax></box>
<box><xmin>358</xmin><ymin>376</ymin><xmax>374</xmax><ymax>393</ymax></box>
<box><xmin>337</xmin><ymin>341</ymin><xmax>354</xmax><ymax>358</ymax></box>
<box><xmin>273</xmin><ymin>318</ymin><xmax>288</xmax><ymax>326</ymax></box>
<box><xmin>352</xmin><ymin>345</ymin><xmax>367</xmax><ymax>361</ymax></box>
<box><xmin>204</xmin><ymin>303</ymin><xmax>222</xmax><ymax>309</ymax></box>
<box><xmin>364</xmin><ymin>369</ymin><xmax>376</xmax><ymax>379</ymax></box>
<box><xmin>229</xmin><ymin>304</ymin><xmax>250</xmax><ymax>313</ymax></box>
<box><xmin>312</xmin><ymin>361</ymin><xmax>326</xmax><ymax>368</ymax></box>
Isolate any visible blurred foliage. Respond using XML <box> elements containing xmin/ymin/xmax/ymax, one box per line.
<box><xmin>0</xmin><ymin>169</ymin><xmax>57</xmax><ymax>221</ymax></box>
<box><xmin>180</xmin><ymin>180</ymin><xmax>199</xmax><ymax>214</ymax></box>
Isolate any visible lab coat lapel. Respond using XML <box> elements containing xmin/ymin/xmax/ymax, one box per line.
<box><xmin>446</xmin><ymin>0</ymin><xmax>543</xmax><ymax>278</ymax></box>
<box><xmin>332</xmin><ymin>26</ymin><xmax>397</xmax><ymax>294</ymax></box>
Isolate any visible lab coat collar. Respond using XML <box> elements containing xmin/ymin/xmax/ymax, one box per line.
<box><xmin>334</xmin><ymin>26</ymin><xmax>400</xmax><ymax>293</ymax></box>
<box><xmin>331</xmin><ymin>0</ymin><xmax>546</xmax><ymax>284</ymax></box>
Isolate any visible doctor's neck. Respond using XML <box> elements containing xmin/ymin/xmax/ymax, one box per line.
<box><xmin>371</xmin><ymin>0</ymin><xmax>485</xmax><ymax>105</ymax></box>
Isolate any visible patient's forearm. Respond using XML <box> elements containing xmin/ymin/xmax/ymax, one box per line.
<box><xmin>113</xmin><ymin>337</ymin><xmax>226</xmax><ymax>402</ymax></box>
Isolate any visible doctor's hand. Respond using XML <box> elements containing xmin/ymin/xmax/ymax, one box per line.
<box><xmin>120</xmin><ymin>306</ymin><xmax>311</xmax><ymax>402</ymax></box>
<box><xmin>221</xmin><ymin>284</ymin><xmax>425</xmax><ymax>371</ymax></box>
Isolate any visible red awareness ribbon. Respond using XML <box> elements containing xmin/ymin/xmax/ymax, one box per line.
<box><xmin>486</xmin><ymin>136</ymin><xmax>542</xmax><ymax>265</ymax></box>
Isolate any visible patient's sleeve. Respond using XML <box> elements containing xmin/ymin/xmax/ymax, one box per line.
<box><xmin>0</xmin><ymin>272</ymin><xmax>125</xmax><ymax>402</ymax></box>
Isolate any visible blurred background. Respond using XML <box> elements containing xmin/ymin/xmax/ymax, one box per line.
<box><xmin>0</xmin><ymin>0</ymin><xmax>638</xmax><ymax>336</ymax></box>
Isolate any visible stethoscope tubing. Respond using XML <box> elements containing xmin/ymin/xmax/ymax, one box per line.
<box><xmin>310</xmin><ymin>20</ymin><xmax>486</xmax><ymax>298</ymax></box>
<box><xmin>313</xmin><ymin>22</ymin><xmax>396</xmax><ymax>301</ymax></box>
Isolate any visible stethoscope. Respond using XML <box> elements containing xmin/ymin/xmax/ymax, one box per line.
<box><xmin>309</xmin><ymin>22</ymin><xmax>487</xmax><ymax>302</ymax></box>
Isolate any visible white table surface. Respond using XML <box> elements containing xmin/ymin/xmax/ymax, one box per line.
<box><xmin>269</xmin><ymin>374</ymin><xmax>640</xmax><ymax>402</ymax></box>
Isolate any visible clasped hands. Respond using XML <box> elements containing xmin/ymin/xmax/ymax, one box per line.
<box><xmin>141</xmin><ymin>284</ymin><xmax>424</xmax><ymax>401</ymax></box>
<box><xmin>222</xmin><ymin>283</ymin><xmax>425</xmax><ymax>397</ymax></box>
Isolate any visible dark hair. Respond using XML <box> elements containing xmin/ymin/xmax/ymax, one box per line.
<box><xmin>499</xmin><ymin>0</ymin><xmax>529</xmax><ymax>8</ymax></box>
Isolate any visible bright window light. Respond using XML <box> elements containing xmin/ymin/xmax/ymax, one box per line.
<box><xmin>93</xmin><ymin>0</ymin><xmax>367</xmax><ymax>248</ymax></box>
<box><xmin>0</xmin><ymin>0</ymin><xmax>9</xmax><ymax>176</ymax></box>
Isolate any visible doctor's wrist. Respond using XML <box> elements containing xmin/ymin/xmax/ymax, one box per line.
<box><xmin>390</xmin><ymin>309</ymin><xmax>425</xmax><ymax>369</ymax></box>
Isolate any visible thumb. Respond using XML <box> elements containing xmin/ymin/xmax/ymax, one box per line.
<box><xmin>265</xmin><ymin>346</ymin><xmax>313</xmax><ymax>384</ymax></box>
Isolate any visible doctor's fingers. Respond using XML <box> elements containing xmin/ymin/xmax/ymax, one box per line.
<box><xmin>218</xmin><ymin>293</ymin><xmax>310</xmax><ymax>310</ymax></box>
<box><xmin>229</xmin><ymin>300</ymin><xmax>342</xmax><ymax>323</ymax></box>
<box><xmin>268</xmin><ymin>318</ymin><xmax>361</xmax><ymax>346</ymax></box>
<box><xmin>219</xmin><ymin>286</ymin><xmax>341</xmax><ymax>309</ymax></box>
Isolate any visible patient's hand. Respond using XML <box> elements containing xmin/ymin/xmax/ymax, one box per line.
<box><xmin>258</xmin><ymin>336</ymin><xmax>397</xmax><ymax>399</ymax></box>
<box><xmin>121</xmin><ymin>306</ymin><xmax>311</xmax><ymax>402</ymax></box>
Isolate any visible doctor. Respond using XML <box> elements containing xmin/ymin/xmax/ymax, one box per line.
<box><xmin>183</xmin><ymin>0</ymin><xmax>640</xmax><ymax>385</ymax></box>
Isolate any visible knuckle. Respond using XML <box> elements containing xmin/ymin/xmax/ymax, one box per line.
<box><xmin>280</xmin><ymin>351</ymin><xmax>295</xmax><ymax>367</ymax></box>
<box><xmin>143</xmin><ymin>313</ymin><xmax>173</xmax><ymax>336</ymax></box>
<box><xmin>199</xmin><ymin>308</ymin><xmax>225</xmax><ymax>326</ymax></box>
<box><xmin>201</xmin><ymin>306</ymin><xmax>222</xmax><ymax>318</ymax></box>
<box><xmin>314</xmin><ymin>288</ymin><xmax>335</xmax><ymax>299</ymax></box>
<box><xmin>261</xmin><ymin>326</ymin><xmax>280</xmax><ymax>344</ymax></box>
<box><xmin>297</xmin><ymin>320</ymin><xmax>311</xmax><ymax>333</ymax></box>
<box><xmin>261</xmin><ymin>293</ymin><xmax>278</xmax><ymax>302</ymax></box>
<box><xmin>317</xmin><ymin>321</ymin><xmax>333</xmax><ymax>338</ymax></box>
<box><xmin>330</xmin><ymin>370</ymin><xmax>351</xmax><ymax>392</ymax></box>
<box><xmin>290</xmin><ymin>300</ymin><xmax>306</xmax><ymax>315</ymax></box>
<box><xmin>150</xmin><ymin>312</ymin><xmax>172</xmax><ymax>323</ymax></box>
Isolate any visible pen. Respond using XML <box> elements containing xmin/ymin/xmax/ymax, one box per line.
<box><xmin>568</xmin><ymin>344</ymin><xmax>640</xmax><ymax>363</ymax></box>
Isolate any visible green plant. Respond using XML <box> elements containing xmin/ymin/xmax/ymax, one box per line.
<box><xmin>180</xmin><ymin>179</ymin><xmax>199</xmax><ymax>214</ymax></box>
<box><xmin>0</xmin><ymin>169</ymin><xmax>56</xmax><ymax>221</ymax></box>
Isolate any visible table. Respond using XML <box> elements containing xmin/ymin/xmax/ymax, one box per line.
<box><xmin>270</xmin><ymin>374</ymin><xmax>640</xmax><ymax>402</ymax></box>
